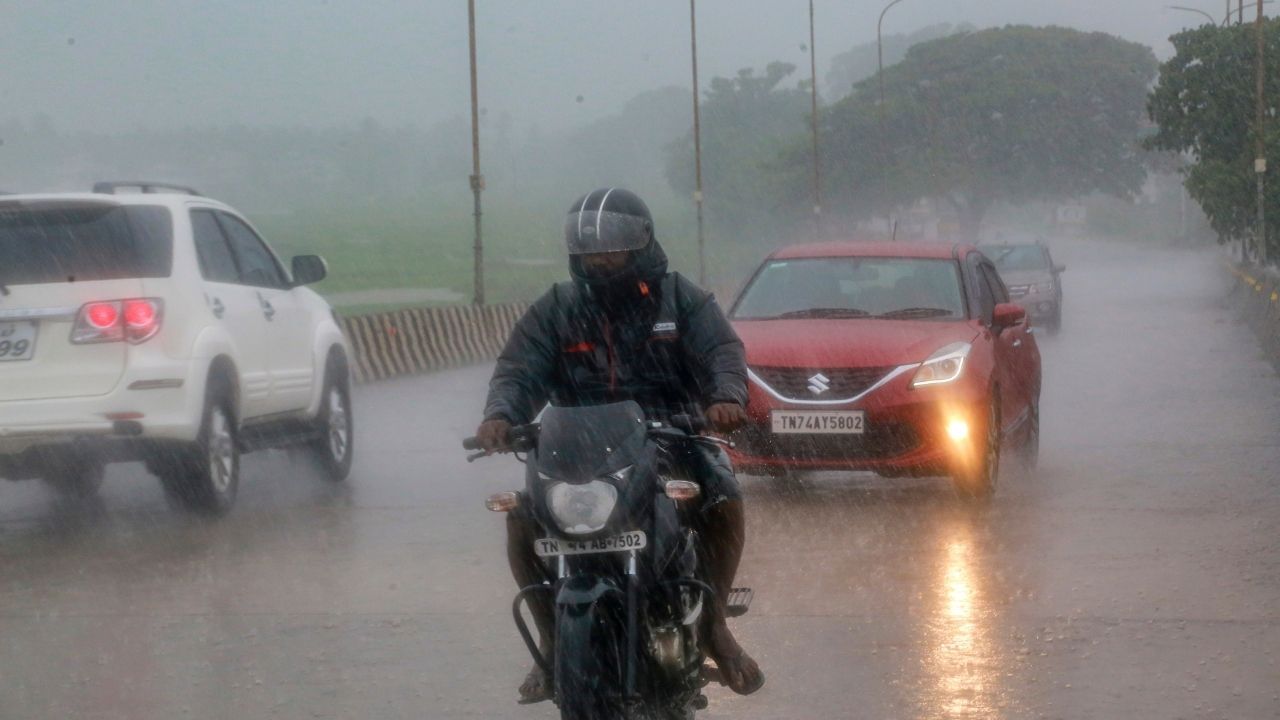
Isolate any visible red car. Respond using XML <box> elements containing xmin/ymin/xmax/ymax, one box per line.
<box><xmin>726</xmin><ymin>242</ymin><xmax>1041</xmax><ymax>497</ymax></box>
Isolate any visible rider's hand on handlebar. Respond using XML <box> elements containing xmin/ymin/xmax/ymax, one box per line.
<box><xmin>475</xmin><ymin>418</ymin><xmax>513</xmax><ymax>452</ymax></box>
<box><xmin>707</xmin><ymin>402</ymin><xmax>748</xmax><ymax>432</ymax></box>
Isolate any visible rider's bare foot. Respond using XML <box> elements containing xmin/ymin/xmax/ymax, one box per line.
<box><xmin>706</xmin><ymin>623</ymin><xmax>765</xmax><ymax>695</ymax></box>
<box><xmin>518</xmin><ymin>663</ymin><xmax>552</xmax><ymax>704</ymax></box>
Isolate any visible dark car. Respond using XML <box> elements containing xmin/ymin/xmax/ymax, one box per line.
<box><xmin>727</xmin><ymin>241</ymin><xmax>1042</xmax><ymax>498</ymax></box>
<box><xmin>978</xmin><ymin>242</ymin><xmax>1066</xmax><ymax>334</ymax></box>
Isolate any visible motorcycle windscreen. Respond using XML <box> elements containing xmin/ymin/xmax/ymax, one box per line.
<box><xmin>537</xmin><ymin>401</ymin><xmax>647</xmax><ymax>481</ymax></box>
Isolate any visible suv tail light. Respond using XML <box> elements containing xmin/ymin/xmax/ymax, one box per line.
<box><xmin>72</xmin><ymin>299</ymin><xmax>164</xmax><ymax>344</ymax></box>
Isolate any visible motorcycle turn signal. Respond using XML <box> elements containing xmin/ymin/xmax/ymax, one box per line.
<box><xmin>485</xmin><ymin>491</ymin><xmax>521</xmax><ymax>512</ymax></box>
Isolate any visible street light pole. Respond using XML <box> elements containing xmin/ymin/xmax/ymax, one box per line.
<box><xmin>689</xmin><ymin>0</ymin><xmax>706</xmax><ymax>285</ymax></box>
<box><xmin>1227</xmin><ymin>1</ymin><xmax>1275</xmax><ymax>24</ymax></box>
<box><xmin>467</xmin><ymin>0</ymin><xmax>485</xmax><ymax>306</ymax></box>
<box><xmin>809</xmin><ymin>0</ymin><xmax>823</xmax><ymax>235</ymax></box>
<box><xmin>877</xmin><ymin>0</ymin><xmax>909</xmax><ymax>122</ymax></box>
<box><xmin>878</xmin><ymin>0</ymin><xmax>908</xmax><ymax>241</ymax></box>
<box><xmin>1256</xmin><ymin>0</ymin><xmax>1268</xmax><ymax>264</ymax></box>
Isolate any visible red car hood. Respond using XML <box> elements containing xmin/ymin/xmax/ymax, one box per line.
<box><xmin>733</xmin><ymin>319</ymin><xmax>980</xmax><ymax>368</ymax></box>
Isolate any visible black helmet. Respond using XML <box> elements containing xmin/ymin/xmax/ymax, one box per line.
<box><xmin>565</xmin><ymin>188</ymin><xmax>654</xmax><ymax>255</ymax></box>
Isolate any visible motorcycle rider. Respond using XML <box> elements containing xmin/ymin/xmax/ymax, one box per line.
<box><xmin>474</xmin><ymin>188</ymin><xmax>765</xmax><ymax>702</ymax></box>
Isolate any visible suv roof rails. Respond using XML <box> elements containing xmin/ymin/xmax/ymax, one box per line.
<box><xmin>93</xmin><ymin>181</ymin><xmax>202</xmax><ymax>196</ymax></box>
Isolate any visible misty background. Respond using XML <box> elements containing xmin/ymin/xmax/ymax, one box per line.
<box><xmin>0</xmin><ymin>1</ymin><xmax>1214</xmax><ymax>307</ymax></box>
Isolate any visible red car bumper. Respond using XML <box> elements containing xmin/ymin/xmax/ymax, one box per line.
<box><xmin>727</xmin><ymin>364</ymin><xmax>992</xmax><ymax>478</ymax></box>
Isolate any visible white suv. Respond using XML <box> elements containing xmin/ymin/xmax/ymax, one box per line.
<box><xmin>0</xmin><ymin>183</ymin><xmax>353</xmax><ymax>514</ymax></box>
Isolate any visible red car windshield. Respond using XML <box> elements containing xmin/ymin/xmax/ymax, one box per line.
<box><xmin>732</xmin><ymin>257</ymin><xmax>967</xmax><ymax>321</ymax></box>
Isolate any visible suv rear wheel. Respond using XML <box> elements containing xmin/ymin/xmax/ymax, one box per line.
<box><xmin>159</xmin><ymin>380</ymin><xmax>240</xmax><ymax>514</ymax></box>
<box><xmin>309</xmin><ymin>353</ymin><xmax>353</xmax><ymax>481</ymax></box>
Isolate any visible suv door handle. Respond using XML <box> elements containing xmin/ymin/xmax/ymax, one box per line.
<box><xmin>259</xmin><ymin>294</ymin><xmax>276</xmax><ymax>321</ymax></box>
<box><xmin>209</xmin><ymin>296</ymin><xmax>226</xmax><ymax>319</ymax></box>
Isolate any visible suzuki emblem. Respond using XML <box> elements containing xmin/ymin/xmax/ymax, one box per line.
<box><xmin>808</xmin><ymin>373</ymin><xmax>831</xmax><ymax>395</ymax></box>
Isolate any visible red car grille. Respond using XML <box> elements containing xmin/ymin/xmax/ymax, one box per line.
<box><xmin>751</xmin><ymin>366</ymin><xmax>894</xmax><ymax>400</ymax></box>
<box><xmin>732</xmin><ymin>422</ymin><xmax>921</xmax><ymax>461</ymax></box>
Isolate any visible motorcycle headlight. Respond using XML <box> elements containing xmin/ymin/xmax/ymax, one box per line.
<box><xmin>911</xmin><ymin>342</ymin><xmax>971</xmax><ymax>388</ymax></box>
<box><xmin>547</xmin><ymin>479</ymin><xmax>620</xmax><ymax>535</ymax></box>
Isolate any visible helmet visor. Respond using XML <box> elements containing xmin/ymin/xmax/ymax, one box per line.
<box><xmin>565</xmin><ymin>210</ymin><xmax>651</xmax><ymax>255</ymax></box>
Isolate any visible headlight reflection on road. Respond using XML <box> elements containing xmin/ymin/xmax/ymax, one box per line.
<box><xmin>921</xmin><ymin>518</ymin><xmax>1013</xmax><ymax>719</ymax></box>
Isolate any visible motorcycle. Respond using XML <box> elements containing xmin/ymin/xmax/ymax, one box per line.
<box><xmin>464</xmin><ymin>400</ymin><xmax>752</xmax><ymax>720</ymax></box>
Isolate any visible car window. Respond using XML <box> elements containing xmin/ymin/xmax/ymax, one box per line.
<box><xmin>981</xmin><ymin>244</ymin><xmax>1050</xmax><ymax>273</ymax></box>
<box><xmin>216</xmin><ymin>213</ymin><xmax>287</xmax><ymax>289</ymax></box>
<box><xmin>191</xmin><ymin>210</ymin><xmax>240</xmax><ymax>284</ymax></box>
<box><xmin>967</xmin><ymin>253</ymin><xmax>995</xmax><ymax>325</ymax></box>
<box><xmin>732</xmin><ymin>257</ymin><xmax>966</xmax><ymax>320</ymax></box>
<box><xmin>980</xmin><ymin>264</ymin><xmax>1010</xmax><ymax>304</ymax></box>
<box><xmin>0</xmin><ymin>203</ymin><xmax>172</xmax><ymax>285</ymax></box>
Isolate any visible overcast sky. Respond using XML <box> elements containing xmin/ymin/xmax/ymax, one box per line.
<box><xmin>0</xmin><ymin>0</ymin><xmax>1236</xmax><ymax>135</ymax></box>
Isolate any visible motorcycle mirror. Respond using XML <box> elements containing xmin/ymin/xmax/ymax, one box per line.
<box><xmin>485</xmin><ymin>491</ymin><xmax>521</xmax><ymax>512</ymax></box>
<box><xmin>664</xmin><ymin>480</ymin><xmax>701</xmax><ymax>501</ymax></box>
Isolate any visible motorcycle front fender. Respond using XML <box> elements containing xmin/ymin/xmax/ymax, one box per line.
<box><xmin>555</xmin><ymin>576</ymin><xmax>628</xmax><ymax>716</ymax></box>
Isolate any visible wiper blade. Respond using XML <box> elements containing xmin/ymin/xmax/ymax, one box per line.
<box><xmin>877</xmin><ymin>307</ymin><xmax>954</xmax><ymax>319</ymax></box>
<box><xmin>772</xmin><ymin>307</ymin><xmax>871</xmax><ymax>319</ymax></box>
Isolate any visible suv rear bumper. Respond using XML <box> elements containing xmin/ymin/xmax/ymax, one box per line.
<box><xmin>0</xmin><ymin>360</ymin><xmax>203</xmax><ymax>458</ymax></box>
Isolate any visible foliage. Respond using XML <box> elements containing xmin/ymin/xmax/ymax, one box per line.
<box><xmin>825</xmin><ymin>23</ymin><xmax>973</xmax><ymax>100</ymax></box>
<box><xmin>1145</xmin><ymin>19</ymin><xmax>1280</xmax><ymax>260</ymax></box>
<box><xmin>801</xmin><ymin>25</ymin><xmax>1157</xmax><ymax>240</ymax></box>
<box><xmin>664</xmin><ymin>62</ymin><xmax>814</xmax><ymax>240</ymax></box>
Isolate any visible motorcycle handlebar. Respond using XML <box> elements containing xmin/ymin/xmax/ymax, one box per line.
<box><xmin>668</xmin><ymin>413</ymin><xmax>708</xmax><ymax>435</ymax></box>
<box><xmin>461</xmin><ymin>424</ymin><xmax>540</xmax><ymax>459</ymax></box>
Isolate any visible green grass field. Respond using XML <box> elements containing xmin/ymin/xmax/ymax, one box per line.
<box><xmin>254</xmin><ymin>188</ymin><xmax>773</xmax><ymax>315</ymax></box>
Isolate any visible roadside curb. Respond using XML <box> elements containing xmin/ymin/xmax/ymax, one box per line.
<box><xmin>339</xmin><ymin>303</ymin><xmax>527</xmax><ymax>383</ymax></box>
<box><xmin>1226</xmin><ymin>262</ymin><xmax>1280</xmax><ymax>372</ymax></box>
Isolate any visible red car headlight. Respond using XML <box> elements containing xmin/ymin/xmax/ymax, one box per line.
<box><xmin>911</xmin><ymin>342</ymin><xmax>971</xmax><ymax>388</ymax></box>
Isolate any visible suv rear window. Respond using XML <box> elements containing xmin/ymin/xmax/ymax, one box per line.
<box><xmin>0</xmin><ymin>203</ymin><xmax>173</xmax><ymax>285</ymax></box>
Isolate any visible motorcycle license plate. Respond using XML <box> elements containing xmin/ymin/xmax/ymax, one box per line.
<box><xmin>771</xmin><ymin>410</ymin><xmax>864</xmax><ymax>434</ymax></box>
<box><xmin>0</xmin><ymin>321</ymin><xmax>38</xmax><ymax>362</ymax></box>
<box><xmin>534</xmin><ymin>531</ymin><xmax>647</xmax><ymax>558</ymax></box>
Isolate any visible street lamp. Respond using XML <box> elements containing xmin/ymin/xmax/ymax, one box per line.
<box><xmin>1167</xmin><ymin>4</ymin><xmax>1219</xmax><ymax>24</ymax></box>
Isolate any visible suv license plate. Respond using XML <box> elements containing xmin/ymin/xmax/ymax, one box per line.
<box><xmin>771</xmin><ymin>410</ymin><xmax>865</xmax><ymax>435</ymax></box>
<box><xmin>0</xmin><ymin>321</ymin><xmax>38</xmax><ymax>362</ymax></box>
<box><xmin>534</xmin><ymin>531</ymin><xmax>647</xmax><ymax>558</ymax></box>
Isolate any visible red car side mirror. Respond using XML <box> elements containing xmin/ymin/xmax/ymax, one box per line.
<box><xmin>993</xmin><ymin>303</ymin><xmax>1026</xmax><ymax>331</ymax></box>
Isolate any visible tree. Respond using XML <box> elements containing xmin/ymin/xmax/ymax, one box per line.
<box><xmin>805</xmin><ymin>26</ymin><xmax>1157</xmax><ymax>241</ymax></box>
<box><xmin>664</xmin><ymin>62</ymin><xmax>814</xmax><ymax>238</ymax></box>
<box><xmin>825</xmin><ymin>23</ymin><xmax>973</xmax><ymax>100</ymax></box>
<box><xmin>1146</xmin><ymin>20</ymin><xmax>1280</xmax><ymax>261</ymax></box>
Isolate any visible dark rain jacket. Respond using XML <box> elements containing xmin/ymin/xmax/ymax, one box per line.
<box><xmin>483</xmin><ymin>240</ymin><xmax>747</xmax><ymax>426</ymax></box>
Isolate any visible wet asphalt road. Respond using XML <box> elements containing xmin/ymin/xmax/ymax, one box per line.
<box><xmin>2</xmin><ymin>240</ymin><xmax>1280</xmax><ymax>719</ymax></box>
